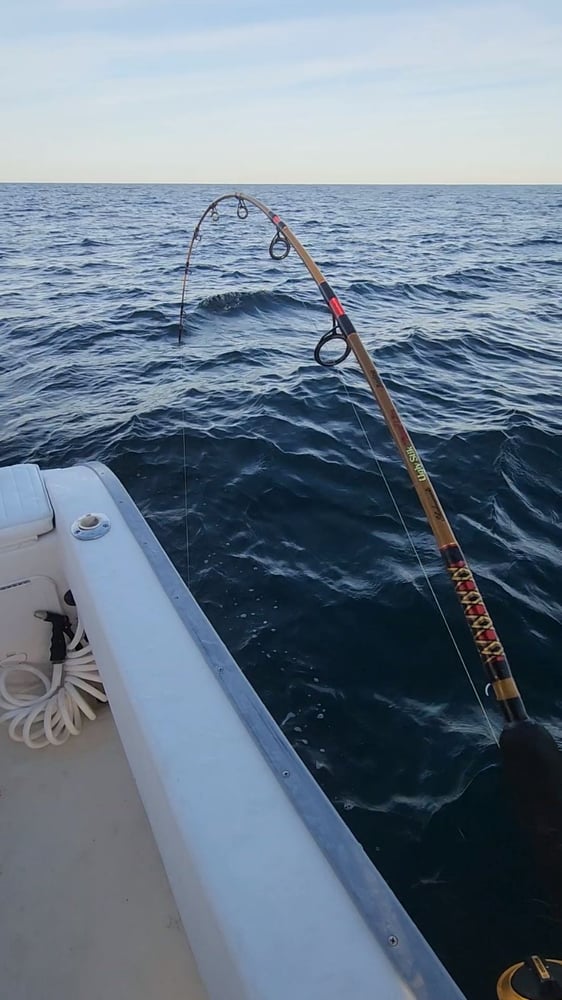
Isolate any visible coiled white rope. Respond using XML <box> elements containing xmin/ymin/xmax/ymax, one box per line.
<box><xmin>0</xmin><ymin>620</ymin><xmax>107</xmax><ymax>749</ymax></box>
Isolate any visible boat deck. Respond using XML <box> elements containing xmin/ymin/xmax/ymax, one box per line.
<box><xmin>1</xmin><ymin>706</ymin><xmax>208</xmax><ymax>1000</ymax></box>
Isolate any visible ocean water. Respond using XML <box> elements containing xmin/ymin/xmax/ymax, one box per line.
<box><xmin>1</xmin><ymin>182</ymin><xmax>561</xmax><ymax>998</ymax></box>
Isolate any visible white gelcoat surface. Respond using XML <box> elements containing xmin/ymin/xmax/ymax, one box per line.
<box><xmin>0</xmin><ymin>704</ymin><xmax>209</xmax><ymax>1000</ymax></box>
<box><xmin>0</xmin><ymin>463</ymin><xmax>53</xmax><ymax>546</ymax></box>
<box><xmin>44</xmin><ymin>465</ymin><xmax>414</xmax><ymax>1000</ymax></box>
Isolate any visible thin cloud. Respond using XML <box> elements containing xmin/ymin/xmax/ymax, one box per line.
<box><xmin>2</xmin><ymin>1</ymin><xmax>561</xmax><ymax>182</ymax></box>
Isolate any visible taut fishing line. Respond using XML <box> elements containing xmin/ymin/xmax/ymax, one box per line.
<box><xmin>181</xmin><ymin>407</ymin><xmax>191</xmax><ymax>591</ymax></box>
<box><xmin>337</xmin><ymin>368</ymin><xmax>499</xmax><ymax>747</ymax></box>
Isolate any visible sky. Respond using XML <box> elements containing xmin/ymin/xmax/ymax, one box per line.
<box><xmin>2</xmin><ymin>0</ymin><xmax>562</xmax><ymax>183</ymax></box>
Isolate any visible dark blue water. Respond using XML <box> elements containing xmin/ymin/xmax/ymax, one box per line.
<box><xmin>1</xmin><ymin>183</ymin><xmax>561</xmax><ymax>997</ymax></box>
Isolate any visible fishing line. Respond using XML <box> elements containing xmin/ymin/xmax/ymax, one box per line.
<box><xmin>181</xmin><ymin>408</ymin><xmax>191</xmax><ymax>590</ymax></box>
<box><xmin>179</xmin><ymin>319</ymin><xmax>192</xmax><ymax>588</ymax></box>
<box><xmin>338</xmin><ymin>368</ymin><xmax>500</xmax><ymax>747</ymax></box>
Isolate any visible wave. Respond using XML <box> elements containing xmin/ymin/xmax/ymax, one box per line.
<box><xmin>195</xmin><ymin>287</ymin><xmax>319</xmax><ymax>316</ymax></box>
<box><xmin>80</xmin><ymin>237</ymin><xmax>108</xmax><ymax>248</ymax></box>
<box><xmin>514</xmin><ymin>235</ymin><xmax>562</xmax><ymax>247</ymax></box>
<box><xmin>348</xmin><ymin>278</ymin><xmax>486</xmax><ymax>302</ymax></box>
<box><xmin>441</xmin><ymin>266</ymin><xmax>504</xmax><ymax>287</ymax></box>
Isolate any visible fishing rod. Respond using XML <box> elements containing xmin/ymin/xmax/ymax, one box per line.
<box><xmin>180</xmin><ymin>193</ymin><xmax>524</xmax><ymax>718</ymax></box>
<box><xmin>179</xmin><ymin>192</ymin><xmax>562</xmax><ymax>930</ymax></box>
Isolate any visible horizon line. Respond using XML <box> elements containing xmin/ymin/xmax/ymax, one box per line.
<box><xmin>1</xmin><ymin>180</ymin><xmax>561</xmax><ymax>186</ymax></box>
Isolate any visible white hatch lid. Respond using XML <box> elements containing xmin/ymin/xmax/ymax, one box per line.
<box><xmin>0</xmin><ymin>464</ymin><xmax>54</xmax><ymax>547</ymax></box>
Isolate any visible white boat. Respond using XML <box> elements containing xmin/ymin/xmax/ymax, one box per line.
<box><xmin>0</xmin><ymin>459</ymin><xmax>466</xmax><ymax>999</ymax></box>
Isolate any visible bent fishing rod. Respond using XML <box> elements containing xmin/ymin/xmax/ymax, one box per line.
<box><xmin>179</xmin><ymin>192</ymin><xmax>562</xmax><ymax>891</ymax></box>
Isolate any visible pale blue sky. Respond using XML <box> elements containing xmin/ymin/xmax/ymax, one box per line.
<box><xmin>2</xmin><ymin>0</ymin><xmax>561</xmax><ymax>182</ymax></box>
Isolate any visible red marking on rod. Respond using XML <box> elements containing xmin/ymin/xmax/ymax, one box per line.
<box><xmin>329</xmin><ymin>296</ymin><xmax>345</xmax><ymax>317</ymax></box>
<box><xmin>272</xmin><ymin>214</ymin><xmax>281</xmax><ymax>224</ymax></box>
<box><xmin>390</xmin><ymin>411</ymin><xmax>409</xmax><ymax>445</ymax></box>
<box><xmin>390</xmin><ymin>414</ymin><xmax>411</xmax><ymax>446</ymax></box>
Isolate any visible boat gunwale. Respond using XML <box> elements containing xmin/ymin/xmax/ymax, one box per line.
<box><xmin>85</xmin><ymin>460</ymin><xmax>465</xmax><ymax>1000</ymax></box>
